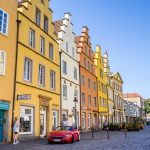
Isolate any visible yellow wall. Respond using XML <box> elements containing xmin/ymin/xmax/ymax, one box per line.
<box><xmin>14</xmin><ymin>0</ymin><xmax>60</xmax><ymax>137</ymax></box>
<box><xmin>94</xmin><ymin>46</ymin><xmax>108</xmax><ymax>126</ymax></box>
<box><xmin>0</xmin><ymin>0</ymin><xmax>17</xmax><ymax>142</ymax></box>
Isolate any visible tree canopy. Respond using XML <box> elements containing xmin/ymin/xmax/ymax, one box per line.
<box><xmin>144</xmin><ymin>99</ymin><xmax>150</xmax><ymax>114</ymax></box>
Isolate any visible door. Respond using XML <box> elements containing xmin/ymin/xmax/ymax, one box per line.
<box><xmin>0</xmin><ymin>110</ymin><xmax>4</xmax><ymax>142</ymax></box>
<box><xmin>40</xmin><ymin>110</ymin><xmax>46</xmax><ymax>137</ymax></box>
<box><xmin>52</xmin><ymin>111</ymin><xmax>58</xmax><ymax>129</ymax></box>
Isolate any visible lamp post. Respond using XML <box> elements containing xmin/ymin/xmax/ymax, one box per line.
<box><xmin>73</xmin><ymin>97</ymin><xmax>78</xmax><ymax>127</ymax></box>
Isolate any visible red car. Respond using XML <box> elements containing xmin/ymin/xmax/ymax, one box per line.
<box><xmin>48</xmin><ymin>126</ymin><xmax>80</xmax><ymax>143</ymax></box>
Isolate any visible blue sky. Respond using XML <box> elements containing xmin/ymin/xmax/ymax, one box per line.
<box><xmin>51</xmin><ymin>0</ymin><xmax>150</xmax><ymax>99</ymax></box>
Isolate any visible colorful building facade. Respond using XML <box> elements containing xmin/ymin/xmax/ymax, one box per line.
<box><xmin>103</xmin><ymin>51</ymin><xmax>114</xmax><ymax>123</ymax></box>
<box><xmin>94</xmin><ymin>46</ymin><xmax>108</xmax><ymax>129</ymax></box>
<box><xmin>53</xmin><ymin>13</ymin><xmax>80</xmax><ymax>127</ymax></box>
<box><xmin>14</xmin><ymin>0</ymin><xmax>60</xmax><ymax>139</ymax></box>
<box><xmin>0</xmin><ymin>0</ymin><xmax>17</xmax><ymax>142</ymax></box>
<box><xmin>76</xmin><ymin>27</ymin><xmax>98</xmax><ymax>131</ymax></box>
<box><xmin>111</xmin><ymin>72</ymin><xmax>124</xmax><ymax>123</ymax></box>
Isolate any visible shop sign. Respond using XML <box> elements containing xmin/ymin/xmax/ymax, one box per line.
<box><xmin>17</xmin><ymin>94</ymin><xmax>31</xmax><ymax>100</ymax></box>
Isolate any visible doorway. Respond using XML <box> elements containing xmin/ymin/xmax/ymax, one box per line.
<box><xmin>40</xmin><ymin>106</ymin><xmax>46</xmax><ymax>137</ymax></box>
<box><xmin>0</xmin><ymin>110</ymin><xmax>4</xmax><ymax>142</ymax></box>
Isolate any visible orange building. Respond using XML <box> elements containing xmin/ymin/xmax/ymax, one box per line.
<box><xmin>76</xmin><ymin>26</ymin><xmax>98</xmax><ymax>131</ymax></box>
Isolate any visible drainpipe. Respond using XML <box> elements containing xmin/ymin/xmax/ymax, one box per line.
<box><xmin>79</xmin><ymin>64</ymin><xmax>82</xmax><ymax>131</ymax></box>
<box><xmin>59</xmin><ymin>51</ymin><xmax>62</xmax><ymax>125</ymax></box>
<box><xmin>11</xmin><ymin>14</ymin><xmax>21</xmax><ymax>142</ymax></box>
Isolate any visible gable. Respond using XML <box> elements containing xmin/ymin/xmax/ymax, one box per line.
<box><xmin>111</xmin><ymin>72</ymin><xmax>123</xmax><ymax>83</ymax></box>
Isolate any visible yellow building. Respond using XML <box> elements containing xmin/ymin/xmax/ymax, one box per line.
<box><xmin>0</xmin><ymin>0</ymin><xmax>17</xmax><ymax>142</ymax></box>
<box><xmin>14</xmin><ymin>0</ymin><xmax>60</xmax><ymax>139</ymax></box>
<box><xmin>94</xmin><ymin>46</ymin><xmax>108</xmax><ymax>129</ymax></box>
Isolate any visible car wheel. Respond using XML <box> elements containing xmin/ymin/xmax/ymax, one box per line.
<box><xmin>77</xmin><ymin>134</ymin><xmax>80</xmax><ymax>141</ymax></box>
<box><xmin>71</xmin><ymin>135</ymin><xmax>74</xmax><ymax>143</ymax></box>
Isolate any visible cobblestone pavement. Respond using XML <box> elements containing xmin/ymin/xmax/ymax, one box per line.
<box><xmin>0</xmin><ymin>126</ymin><xmax>150</xmax><ymax>150</ymax></box>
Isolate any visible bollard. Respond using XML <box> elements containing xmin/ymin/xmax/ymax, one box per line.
<box><xmin>92</xmin><ymin>129</ymin><xmax>94</xmax><ymax>139</ymax></box>
<box><xmin>124</xmin><ymin>127</ymin><xmax>127</xmax><ymax>138</ymax></box>
<box><xmin>107</xmin><ymin>127</ymin><xmax>109</xmax><ymax>139</ymax></box>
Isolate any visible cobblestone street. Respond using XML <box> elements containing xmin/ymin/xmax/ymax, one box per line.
<box><xmin>0</xmin><ymin>126</ymin><xmax>150</xmax><ymax>150</ymax></box>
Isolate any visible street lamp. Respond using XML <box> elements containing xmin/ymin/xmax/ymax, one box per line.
<box><xmin>73</xmin><ymin>97</ymin><xmax>78</xmax><ymax>127</ymax></box>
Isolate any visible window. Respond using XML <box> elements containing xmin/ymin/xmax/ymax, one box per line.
<box><xmin>91</xmin><ymin>64</ymin><xmax>93</xmax><ymax>73</ymax></box>
<box><xmin>24</xmin><ymin>57</ymin><xmax>32</xmax><ymax>82</ymax></box>
<box><xmin>20</xmin><ymin>106</ymin><xmax>33</xmax><ymax>134</ymax></box>
<box><xmin>66</xmin><ymin>42</ymin><xmax>68</xmax><ymax>52</ymax></box>
<box><xmin>62</xmin><ymin>60</ymin><xmax>67</xmax><ymax>75</ymax></box>
<box><xmin>88</xmin><ymin>61</ymin><xmax>90</xmax><ymax>71</ymax></box>
<box><xmin>63</xmin><ymin>84</ymin><xmax>67</xmax><ymax>100</ymax></box>
<box><xmin>44</xmin><ymin>15</ymin><xmax>48</xmax><ymax>32</ymax></box>
<box><xmin>72</xmin><ymin>47</ymin><xmax>75</xmax><ymax>57</ymax></box>
<box><xmin>29</xmin><ymin>28</ymin><xmax>35</xmax><ymax>48</ymax></box>
<box><xmin>94</xmin><ymin>97</ymin><xmax>97</xmax><ymax>107</ymax></box>
<box><xmin>0</xmin><ymin>9</ymin><xmax>8</xmax><ymax>35</ymax></box>
<box><xmin>84</xmin><ymin>58</ymin><xmax>86</xmax><ymax>68</ymax></box>
<box><xmin>74</xmin><ymin>67</ymin><xmax>77</xmax><ymax>80</ymax></box>
<box><xmin>88</xmin><ymin>78</ymin><xmax>91</xmax><ymax>89</ymax></box>
<box><xmin>85</xmin><ymin>46</ymin><xmax>87</xmax><ymax>54</ymax></box>
<box><xmin>98</xmin><ymin>81</ymin><xmax>101</xmax><ymax>91</ymax></box>
<box><xmin>49</xmin><ymin>43</ymin><xmax>53</xmax><ymax>60</ymax></box>
<box><xmin>52</xmin><ymin>110</ymin><xmax>58</xmax><ymax>129</ymax></box>
<box><xmin>35</xmin><ymin>8</ymin><xmax>41</xmax><ymax>26</ymax></box>
<box><xmin>50</xmin><ymin>70</ymin><xmax>55</xmax><ymax>90</ymax></box>
<box><xmin>88</xmin><ymin>113</ymin><xmax>92</xmax><ymax>128</ymax></box>
<box><xmin>0</xmin><ymin>50</ymin><xmax>6</xmax><ymax>75</ymax></box>
<box><xmin>88</xmin><ymin>95</ymin><xmax>91</xmax><ymax>106</ymax></box>
<box><xmin>100</xmin><ymin>69</ymin><xmax>103</xmax><ymax>78</ymax></box>
<box><xmin>81</xmin><ymin>75</ymin><xmax>84</xmax><ymax>86</ymax></box>
<box><xmin>40</xmin><ymin>36</ymin><xmax>45</xmax><ymax>54</ymax></box>
<box><xmin>93</xmin><ymin>82</ymin><xmax>96</xmax><ymax>91</ymax></box>
<box><xmin>82</xmin><ymin>113</ymin><xmax>86</xmax><ymax>129</ymax></box>
<box><xmin>82</xmin><ymin>93</ymin><xmax>85</xmax><ymax>105</ymax></box>
<box><xmin>74</xmin><ymin>89</ymin><xmax>78</xmax><ymax>99</ymax></box>
<box><xmin>38</xmin><ymin>65</ymin><xmax>45</xmax><ymax>86</ymax></box>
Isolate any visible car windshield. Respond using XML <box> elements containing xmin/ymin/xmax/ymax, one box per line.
<box><xmin>55</xmin><ymin>126</ymin><xmax>73</xmax><ymax>131</ymax></box>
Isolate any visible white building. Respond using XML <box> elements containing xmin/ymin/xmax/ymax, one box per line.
<box><xmin>54</xmin><ymin>13</ymin><xmax>80</xmax><ymax>127</ymax></box>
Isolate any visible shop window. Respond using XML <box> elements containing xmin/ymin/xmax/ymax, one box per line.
<box><xmin>20</xmin><ymin>106</ymin><xmax>33</xmax><ymax>134</ymax></box>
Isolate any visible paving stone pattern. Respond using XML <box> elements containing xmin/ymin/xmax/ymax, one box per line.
<box><xmin>0</xmin><ymin>126</ymin><xmax>150</xmax><ymax>150</ymax></box>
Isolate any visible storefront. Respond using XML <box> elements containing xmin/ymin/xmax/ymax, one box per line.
<box><xmin>0</xmin><ymin>101</ymin><xmax>9</xmax><ymax>142</ymax></box>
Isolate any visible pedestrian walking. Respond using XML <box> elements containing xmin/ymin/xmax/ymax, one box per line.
<box><xmin>104</xmin><ymin>120</ymin><xmax>108</xmax><ymax>130</ymax></box>
<box><xmin>13</xmin><ymin>117</ymin><xmax>20</xmax><ymax>144</ymax></box>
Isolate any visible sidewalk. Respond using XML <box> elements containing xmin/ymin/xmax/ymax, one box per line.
<box><xmin>0</xmin><ymin>138</ymin><xmax>47</xmax><ymax>150</ymax></box>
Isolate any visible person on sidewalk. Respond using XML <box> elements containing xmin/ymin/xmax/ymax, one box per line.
<box><xmin>13</xmin><ymin>117</ymin><xmax>20</xmax><ymax>144</ymax></box>
<box><xmin>104</xmin><ymin>120</ymin><xmax>108</xmax><ymax>130</ymax></box>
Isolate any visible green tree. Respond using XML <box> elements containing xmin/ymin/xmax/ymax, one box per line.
<box><xmin>144</xmin><ymin>99</ymin><xmax>150</xmax><ymax>115</ymax></box>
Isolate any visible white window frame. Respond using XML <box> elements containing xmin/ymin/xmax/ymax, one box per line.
<box><xmin>66</xmin><ymin>42</ymin><xmax>68</xmax><ymax>52</ymax></box>
<box><xmin>29</xmin><ymin>28</ymin><xmax>35</xmax><ymax>48</ymax></box>
<box><xmin>82</xmin><ymin>92</ymin><xmax>85</xmax><ymax>105</ymax></box>
<box><xmin>74</xmin><ymin>67</ymin><xmax>77</xmax><ymax>80</ymax></box>
<box><xmin>40</xmin><ymin>36</ymin><xmax>45</xmax><ymax>54</ymax></box>
<box><xmin>24</xmin><ymin>57</ymin><xmax>32</xmax><ymax>82</ymax></box>
<box><xmin>88</xmin><ymin>113</ymin><xmax>92</xmax><ymax>128</ymax></box>
<box><xmin>38</xmin><ymin>64</ymin><xmax>45</xmax><ymax>87</ymax></box>
<box><xmin>62</xmin><ymin>60</ymin><xmax>67</xmax><ymax>75</ymax></box>
<box><xmin>63</xmin><ymin>84</ymin><xmax>67</xmax><ymax>100</ymax></box>
<box><xmin>0</xmin><ymin>50</ymin><xmax>6</xmax><ymax>76</ymax></box>
<box><xmin>20</xmin><ymin>106</ymin><xmax>33</xmax><ymax>135</ymax></box>
<box><xmin>35</xmin><ymin>7</ymin><xmax>41</xmax><ymax>26</ymax></box>
<box><xmin>49</xmin><ymin>43</ymin><xmax>53</xmax><ymax>60</ymax></box>
<box><xmin>52</xmin><ymin>110</ymin><xmax>58</xmax><ymax>129</ymax></box>
<box><xmin>44</xmin><ymin>15</ymin><xmax>48</xmax><ymax>32</ymax></box>
<box><xmin>0</xmin><ymin>9</ymin><xmax>9</xmax><ymax>36</ymax></box>
<box><xmin>50</xmin><ymin>70</ymin><xmax>55</xmax><ymax>90</ymax></box>
<box><xmin>82</xmin><ymin>113</ymin><xmax>86</xmax><ymax>129</ymax></box>
<box><xmin>72</xmin><ymin>47</ymin><xmax>75</xmax><ymax>57</ymax></box>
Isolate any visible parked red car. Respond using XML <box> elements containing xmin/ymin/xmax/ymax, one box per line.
<box><xmin>48</xmin><ymin>126</ymin><xmax>80</xmax><ymax>143</ymax></box>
